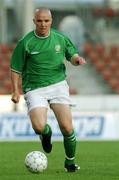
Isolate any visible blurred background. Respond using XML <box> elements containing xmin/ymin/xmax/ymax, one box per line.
<box><xmin>0</xmin><ymin>0</ymin><xmax>119</xmax><ymax>141</ymax></box>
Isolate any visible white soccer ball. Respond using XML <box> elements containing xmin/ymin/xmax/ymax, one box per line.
<box><xmin>25</xmin><ymin>151</ymin><xmax>48</xmax><ymax>173</ymax></box>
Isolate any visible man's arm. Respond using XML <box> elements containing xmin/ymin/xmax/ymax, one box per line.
<box><xmin>11</xmin><ymin>71</ymin><xmax>21</xmax><ymax>103</ymax></box>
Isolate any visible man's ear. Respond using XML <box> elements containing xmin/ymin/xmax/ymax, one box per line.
<box><xmin>51</xmin><ymin>18</ymin><xmax>53</xmax><ymax>24</ymax></box>
<box><xmin>33</xmin><ymin>18</ymin><xmax>35</xmax><ymax>24</ymax></box>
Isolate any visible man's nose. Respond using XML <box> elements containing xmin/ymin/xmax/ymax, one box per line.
<box><xmin>41</xmin><ymin>21</ymin><xmax>46</xmax><ymax>26</ymax></box>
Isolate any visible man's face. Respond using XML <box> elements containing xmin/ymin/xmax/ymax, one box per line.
<box><xmin>33</xmin><ymin>11</ymin><xmax>52</xmax><ymax>37</ymax></box>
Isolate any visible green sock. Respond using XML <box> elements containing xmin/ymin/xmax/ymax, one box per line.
<box><xmin>63</xmin><ymin>130</ymin><xmax>76</xmax><ymax>165</ymax></box>
<box><xmin>42</xmin><ymin>124</ymin><xmax>52</xmax><ymax>135</ymax></box>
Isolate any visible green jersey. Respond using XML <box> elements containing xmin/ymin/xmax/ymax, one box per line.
<box><xmin>10</xmin><ymin>29</ymin><xmax>78</xmax><ymax>93</ymax></box>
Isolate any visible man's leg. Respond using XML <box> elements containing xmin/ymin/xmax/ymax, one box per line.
<box><xmin>29</xmin><ymin>107</ymin><xmax>52</xmax><ymax>153</ymax></box>
<box><xmin>51</xmin><ymin>104</ymin><xmax>80</xmax><ymax>172</ymax></box>
<box><xmin>63</xmin><ymin>130</ymin><xmax>76</xmax><ymax>165</ymax></box>
<box><xmin>63</xmin><ymin>130</ymin><xmax>80</xmax><ymax>172</ymax></box>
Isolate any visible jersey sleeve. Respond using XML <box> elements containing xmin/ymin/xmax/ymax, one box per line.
<box><xmin>64</xmin><ymin>37</ymin><xmax>78</xmax><ymax>61</ymax></box>
<box><xmin>10</xmin><ymin>40</ymin><xmax>26</xmax><ymax>74</ymax></box>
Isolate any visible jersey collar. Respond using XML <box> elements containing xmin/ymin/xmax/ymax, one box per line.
<box><xmin>34</xmin><ymin>30</ymin><xmax>50</xmax><ymax>39</ymax></box>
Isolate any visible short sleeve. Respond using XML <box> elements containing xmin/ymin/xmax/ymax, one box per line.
<box><xmin>65</xmin><ymin>37</ymin><xmax>78</xmax><ymax>61</ymax></box>
<box><xmin>10</xmin><ymin>40</ymin><xmax>26</xmax><ymax>74</ymax></box>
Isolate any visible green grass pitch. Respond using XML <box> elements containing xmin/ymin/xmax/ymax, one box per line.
<box><xmin>0</xmin><ymin>141</ymin><xmax>119</xmax><ymax>180</ymax></box>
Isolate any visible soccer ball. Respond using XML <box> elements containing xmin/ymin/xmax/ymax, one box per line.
<box><xmin>25</xmin><ymin>151</ymin><xmax>48</xmax><ymax>173</ymax></box>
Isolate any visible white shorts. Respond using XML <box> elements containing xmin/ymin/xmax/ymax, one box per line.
<box><xmin>24</xmin><ymin>80</ymin><xmax>71</xmax><ymax>112</ymax></box>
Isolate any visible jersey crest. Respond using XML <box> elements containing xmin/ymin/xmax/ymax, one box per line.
<box><xmin>55</xmin><ymin>44</ymin><xmax>61</xmax><ymax>53</ymax></box>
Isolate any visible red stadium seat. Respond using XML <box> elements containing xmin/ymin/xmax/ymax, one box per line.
<box><xmin>3</xmin><ymin>78</ymin><xmax>12</xmax><ymax>94</ymax></box>
<box><xmin>0</xmin><ymin>44</ymin><xmax>9</xmax><ymax>54</ymax></box>
<box><xmin>105</xmin><ymin>8</ymin><xmax>114</xmax><ymax>18</ymax></box>
<box><xmin>102</xmin><ymin>68</ymin><xmax>112</xmax><ymax>81</ymax></box>
<box><xmin>88</xmin><ymin>51</ymin><xmax>99</xmax><ymax>64</ymax></box>
<box><xmin>95</xmin><ymin>61</ymin><xmax>105</xmax><ymax>72</ymax></box>
<box><xmin>114</xmin><ymin>86</ymin><xmax>119</xmax><ymax>94</ymax></box>
<box><xmin>83</xmin><ymin>43</ymin><xmax>93</xmax><ymax>56</ymax></box>
<box><xmin>95</xmin><ymin>44</ymin><xmax>105</xmax><ymax>57</ymax></box>
<box><xmin>0</xmin><ymin>86</ymin><xmax>7</xmax><ymax>94</ymax></box>
<box><xmin>115</xmin><ymin>53</ymin><xmax>119</xmax><ymax>62</ymax></box>
<box><xmin>103</xmin><ymin>54</ymin><xmax>111</xmax><ymax>64</ymax></box>
<box><xmin>108</xmin><ymin>78</ymin><xmax>119</xmax><ymax>90</ymax></box>
<box><xmin>109</xmin><ymin>61</ymin><xmax>118</xmax><ymax>71</ymax></box>
<box><xmin>8</xmin><ymin>44</ymin><xmax>16</xmax><ymax>53</ymax></box>
<box><xmin>0</xmin><ymin>69</ymin><xmax>8</xmax><ymax>80</ymax></box>
<box><xmin>115</xmin><ymin>70</ymin><xmax>119</xmax><ymax>79</ymax></box>
<box><xmin>109</xmin><ymin>45</ymin><xmax>118</xmax><ymax>57</ymax></box>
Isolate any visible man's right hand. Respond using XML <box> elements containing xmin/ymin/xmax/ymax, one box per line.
<box><xmin>11</xmin><ymin>92</ymin><xmax>20</xmax><ymax>103</ymax></box>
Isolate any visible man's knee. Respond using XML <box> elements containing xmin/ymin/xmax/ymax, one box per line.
<box><xmin>32</xmin><ymin>124</ymin><xmax>45</xmax><ymax>134</ymax></box>
<box><xmin>61</xmin><ymin>126</ymin><xmax>73</xmax><ymax>135</ymax></box>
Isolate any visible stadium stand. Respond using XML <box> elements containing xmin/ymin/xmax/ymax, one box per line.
<box><xmin>0</xmin><ymin>44</ymin><xmax>13</xmax><ymax>94</ymax></box>
<box><xmin>83</xmin><ymin>43</ymin><xmax>119</xmax><ymax>94</ymax></box>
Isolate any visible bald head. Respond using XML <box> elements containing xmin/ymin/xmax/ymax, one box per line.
<box><xmin>33</xmin><ymin>7</ymin><xmax>52</xmax><ymax>37</ymax></box>
<box><xmin>34</xmin><ymin>7</ymin><xmax>52</xmax><ymax>19</ymax></box>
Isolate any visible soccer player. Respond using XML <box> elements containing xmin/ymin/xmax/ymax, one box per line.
<box><xmin>10</xmin><ymin>7</ymin><xmax>86</xmax><ymax>172</ymax></box>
